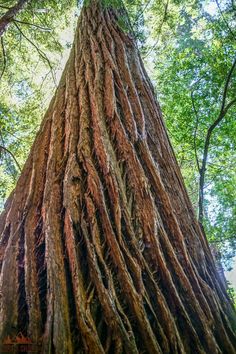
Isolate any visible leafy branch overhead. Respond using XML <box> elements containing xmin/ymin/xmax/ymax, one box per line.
<box><xmin>0</xmin><ymin>0</ymin><xmax>29</xmax><ymax>37</ymax></box>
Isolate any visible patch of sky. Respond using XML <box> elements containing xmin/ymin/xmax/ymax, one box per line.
<box><xmin>203</xmin><ymin>1</ymin><xmax>218</xmax><ymax>16</ymax></box>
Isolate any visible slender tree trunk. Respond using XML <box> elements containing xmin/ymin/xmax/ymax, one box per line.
<box><xmin>0</xmin><ymin>1</ymin><xmax>236</xmax><ymax>353</ymax></box>
<box><xmin>0</xmin><ymin>0</ymin><xmax>29</xmax><ymax>37</ymax></box>
<box><xmin>198</xmin><ymin>56</ymin><xmax>236</xmax><ymax>224</ymax></box>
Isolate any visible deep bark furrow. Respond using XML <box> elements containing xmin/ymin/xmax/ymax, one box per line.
<box><xmin>103</xmin><ymin>100</ymin><xmax>200</xmax><ymax>347</ymax></box>
<box><xmin>81</xmin><ymin>203</ymin><xmax>139</xmax><ymax>353</ymax></box>
<box><xmin>136</xmin><ymin>142</ymin><xmax>218</xmax><ymax>317</ymax></box>
<box><xmin>96</xmin><ymin>14</ymin><xmax>236</xmax><ymax>352</ymax></box>
<box><xmin>84</xmin><ymin>160</ymin><xmax>161</xmax><ymax>353</ymax></box>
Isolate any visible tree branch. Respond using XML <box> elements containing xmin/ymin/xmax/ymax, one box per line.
<box><xmin>198</xmin><ymin>56</ymin><xmax>236</xmax><ymax>224</ymax></box>
<box><xmin>0</xmin><ymin>144</ymin><xmax>22</xmax><ymax>171</ymax></box>
<box><xmin>223</xmin><ymin>97</ymin><xmax>236</xmax><ymax>116</ymax></box>
<box><xmin>143</xmin><ymin>0</ymin><xmax>169</xmax><ymax>58</ymax></box>
<box><xmin>13</xmin><ymin>19</ymin><xmax>51</xmax><ymax>31</ymax></box>
<box><xmin>219</xmin><ymin>56</ymin><xmax>236</xmax><ymax>115</ymax></box>
<box><xmin>0</xmin><ymin>0</ymin><xmax>29</xmax><ymax>37</ymax></box>
<box><xmin>14</xmin><ymin>22</ymin><xmax>56</xmax><ymax>86</ymax></box>
<box><xmin>215</xmin><ymin>0</ymin><xmax>236</xmax><ymax>40</ymax></box>
<box><xmin>0</xmin><ymin>36</ymin><xmax>6</xmax><ymax>80</ymax></box>
<box><xmin>0</xmin><ymin>5</ymin><xmax>11</xmax><ymax>10</ymax></box>
<box><xmin>133</xmin><ymin>0</ymin><xmax>153</xmax><ymax>27</ymax></box>
<box><xmin>191</xmin><ymin>90</ymin><xmax>200</xmax><ymax>173</ymax></box>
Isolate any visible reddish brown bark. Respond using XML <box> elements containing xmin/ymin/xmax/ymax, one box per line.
<box><xmin>0</xmin><ymin>1</ymin><xmax>236</xmax><ymax>353</ymax></box>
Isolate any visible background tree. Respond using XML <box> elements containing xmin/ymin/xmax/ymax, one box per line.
<box><xmin>0</xmin><ymin>1</ymin><xmax>236</xmax><ymax>353</ymax></box>
<box><xmin>136</xmin><ymin>0</ymin><xmax>236</xmax><ymax>268</ymax></box>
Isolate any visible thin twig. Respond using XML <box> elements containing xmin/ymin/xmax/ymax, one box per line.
<box><xmin>13</xmin><ymin>19</ymin><xmax>51</xmax><ymax>31</ymax></box>
<box><xmin>215</xmin><ymin>0</ymin><xmax>236</xmax><ymax>40</ymax></box>
<box><xmin>0</xmin><ymin>5</ymin><xmax>10</xmax><ymax>10</ymax></box>
<box><xmin>0</xmin><ymin>144</ymin><xmax>22</xmax><ymax>171</ymax></box>
<box><xmin>2</xmin><ymin>128</ymin><xmax>24</xmax><ymax>142</ymax></box>
<box><xmin>14</xmin><ymin>22</ymin><xmax>56</xmax><ymax>86</ymax></box>
<box><xmin>0</xmin><ymin>36</ymin><xmax>6</xmax><ymax>80</ymax></box>
<box><xmin>133</xmin><ymin>0</ymin><xmax>153</xmax><ymax>27</ymax></box>
<box><xmin>190</xmin><ymin>90</ymin><xmax>200</xmax><ymax>173</ymax></box>
<box><xmin>219</xmin><ymin>57</ymin><xmax>236</xmax><ymax>115</ymax></box>
<box><xmin>143</xmin><ymin>0</ymin><xmax>169</xmax><ymax>58</ymax></box>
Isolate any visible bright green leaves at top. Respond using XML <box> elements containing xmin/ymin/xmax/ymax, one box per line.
<box><xmin>0</xmin><ymin>0</ymin><xmax>77</xmax><ymax>209</ymax></box>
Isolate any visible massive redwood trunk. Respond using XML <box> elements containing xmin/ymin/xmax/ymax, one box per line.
<box><xmin>0</xmin><ymin>1</ymin><xmax>235</xmax><ymax>353</ymax></box>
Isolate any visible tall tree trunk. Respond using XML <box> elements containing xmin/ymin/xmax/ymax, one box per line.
<box><xmin>0</xmin><ymin>1</ymin><xmax>235</xmax><ymax>353</ymax></box>
<box><xmin>0</xmin><ymin>0</ymin><xmax>29</xmax><ymax>37</ymax></box>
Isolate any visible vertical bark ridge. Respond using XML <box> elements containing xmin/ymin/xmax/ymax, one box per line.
<box><xmin>98</xmin><ymin>11</ymin><xmax>235</xmax><ymax>352</ymax></box>
<box><xmin>17</xmin><ymin>221</ymin><xmax>29</xmax><ymax>335</ymax></box>
<box><xmin>0</xmin><ymin>1</ymin><xmax>236</xmax><ymax>353</ymax></box>
<box><xmin>83</xmin><ymin>19</ymin><xmax>208</xmax><ymax>352</ymax></box>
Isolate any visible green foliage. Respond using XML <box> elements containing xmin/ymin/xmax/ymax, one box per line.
<box><xmin>0</xmin><ymin>0</ymin><xmax>77</xmax><ymax>209</ymax></box>
<box><xmin>136</xmin><ymin>0</ymin><xmax>236</xmax><ymax>268</ymax></box>
<box><xmin>118</xmin><ymin>0</ymin><xmax>236</xmax><ymax>268</ymax></box>
<box><xmin>227</xmin><ymin>282</ymin><xmax>236</xmax><ymax>309</ymax></box>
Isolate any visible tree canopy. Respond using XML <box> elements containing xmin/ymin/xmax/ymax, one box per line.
<box><xmin>0</xmin><ymin>0</ymin><xmax>235</xmax><ymax>270</ymax></box>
